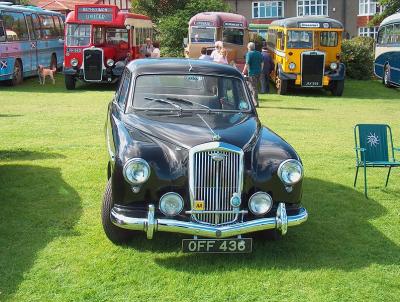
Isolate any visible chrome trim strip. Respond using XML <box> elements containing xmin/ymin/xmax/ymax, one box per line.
<box><xmin>110</xmin><ymin>204</ymin><xmax>308</xmax><ymax>239</ymax></box>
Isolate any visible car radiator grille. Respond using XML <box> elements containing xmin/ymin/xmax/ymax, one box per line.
<box><xmin>301</xmin><ymin>51</ymin><xmax>325</xmax><ymax>87</ymax></box>
<box><xmin>191</xmin><ymin>147</ymin><xmax>243</xmax><ymax>225</ymax></box>
<box><xmin>83</xmin><ymin>49</ymin><xmax>103</xmax><ymax>81</ymax></box>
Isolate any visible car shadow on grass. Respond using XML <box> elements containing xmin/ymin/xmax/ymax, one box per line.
<box><xmin>0</xmin><ymin>164</ymin><xmax>82</xmax><ymax>300</ymax></box>
<box><xmin>0</xmin><ymin>149</ymin><xmax>66</xmax><ymax>161</ymax></box>
<box><xmin>141</xmin><ymin>177</ymin><xmax>400</xmax><ymax>272</ymax></box>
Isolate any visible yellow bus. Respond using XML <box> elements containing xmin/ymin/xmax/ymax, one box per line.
<box><xmin>267</xmin><ymin>16</ymin><xmax>345</xmax><ymax>96</ymax></box>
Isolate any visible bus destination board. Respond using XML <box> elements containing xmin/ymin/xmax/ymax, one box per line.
<box><xmin>77</xmin><ymin>7</ymin><xmax>113</xmax><ymax>22</ymax></box>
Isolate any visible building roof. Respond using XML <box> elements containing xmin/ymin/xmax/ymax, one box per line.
<box><xmin>127</xmin><ymin>58</ymin><xmax>243</xmax><ymax>78</ymax></box>
<box><xmin>30</xmin><ymin>0</ymin><xmax>102</xmax><ymax>11</ymax></box>
<box><xmin>270</xmin><ymin>16</ymin><xmax>343</xmax><ymax>29</ymax></box>
<box><xmin>189</xmin><ymin>12</ymin><xmax>248</xmax><ymax>28</ymax></box>
<box><xmin>380</xmin><ymin>12</ymin><xmax>400</xmax><ymax>27</ymax></box>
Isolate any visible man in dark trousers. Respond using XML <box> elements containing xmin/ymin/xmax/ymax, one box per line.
<box><xmin>260</xmin><ymin>47</ymin><xmax>275</xmax><ymax>94</ymax></box>
<box><xmin>242</xmin><ymin>42</ymin><xmax>263</xmax><ymax>107</ymax></box>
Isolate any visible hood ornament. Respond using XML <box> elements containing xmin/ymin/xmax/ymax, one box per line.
<box><xmin>212</xmin><ymin>133</ymin><xmax>221</xmax><ymax>141</ymax></box>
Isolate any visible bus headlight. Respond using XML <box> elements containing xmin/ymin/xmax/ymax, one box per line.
<box><xmin>107</xmin><ymin>59</ymin><xmax>114</xmax><ymax>67</ymax></box>
<box><xmin>159</xmin><ymin>192</ymin><xmax>184</xmax><ymax>216</ymax></box>
<box><xmin>278</xmin><ymin>159</ymin><xmax>303</xmax><ymax>186</ymax></box>
<box><xmin>248</xmin><ymin>192</ymin><xmax>273</xmax><ymax>215</ymax></box>
<box><xmin>70</xmin><ymin>58</ymin><xmax>78</xmax><ymax>67</ymax></box>
<box><xmin>289</xmin><ymin>62</ymin><xmax>296</xmax><ymax>70</ymax></box>
<box><xmin>123</xmin><ymin>158</ymin><xmax>150</xmax><ymax>185</ymax></box>
<box><xmin>330</xmin><ymin>62</ymin><xmax>338</xmax><ymax>70</ymax></box>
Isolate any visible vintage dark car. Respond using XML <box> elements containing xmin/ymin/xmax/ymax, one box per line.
<box><xmin>102</xmin><ymin>58</ymin><xmax>308</xmax><ymax>253</ymax></box>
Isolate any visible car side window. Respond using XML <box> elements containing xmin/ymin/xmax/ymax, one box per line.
<box><xmin>116</xmin><ymin>70</ymin><xmax>131</xmax><ymax>109</ymax></box>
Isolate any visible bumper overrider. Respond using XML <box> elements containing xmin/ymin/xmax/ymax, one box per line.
<box><xmin>111</xmin><ymin>203</ymin><xmax>308</xmax><ymax>239</ymax></box>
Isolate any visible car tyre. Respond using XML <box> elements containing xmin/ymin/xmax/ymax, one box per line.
<box><xmin>276</xmin><ymin>76</ymin><xmax>288</xmax><ymax>95</ymax></box>
<box><xmin>330</xmin><ymin>80</ymin><xmax>344</xmax><ymax>96</ymax></box>
<box><xmin>102</xmin><ymin>179</ymin><xmax>135</xmax><ymax>245</ymax></box>
<box><xmin>9</xmin><ymin>60</ymin><xmax>23</xmax><ymax>86</ymax></box>
<box><xmin>384</xmin><ymin>65</ymin><xmax>393</xmax><ymax>88</ymax></box>
<box><xmin>65</xmin><ymin>75</ymin><xmax>76</xmax><ymax>90</ymax></box>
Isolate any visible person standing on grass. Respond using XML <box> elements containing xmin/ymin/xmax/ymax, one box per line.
<box><xmin>242</xmin><ymin>42</ymin><xmax>263</xmax><ymax>107</ymax></box>
<box><xmin>151</xmin><ymin>41</ymin><xmax>160</xmax><ymax>58</ymax></box>
<box><xmin>260</xmin><ymin>47</ymin><xmax>274</xmax><ymax>94</ymax></box>
<box><xmin>199</xmin><ymin>47</ymin><xmax>212</xmax><ymax>61</ymax></box>
<box><xmin>210</xmin><ymin>41</ymin><xmax>223</xmax><ymax>62</ymax></box>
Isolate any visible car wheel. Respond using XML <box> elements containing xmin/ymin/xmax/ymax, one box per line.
<box><xmin>50</xmin><ymin>54</ymin><xmax>57</xmax><ymax>71</ymax></box>
<box><xmin>101</xmin><ymin>179</ymin><xmax>136</xmax><ymax>245</ymax></box>
<box><xmin>276</xmin><ymin>76</ymin><xmax>288</xmax><ymax>95</ymax></box>
<box><xmin>384</xmin><ymin>65</ymin><xmax>393</xmax><ymax>88</ymax></box>
<box><xmin>65</xmin><ymin>75</ymin><xmax>76</xmax><ymax>90</ymax></box>
<box><xmin>10</xmin><ymin>60</ymin><xmax>23</xmax><ymax>86</ymax></box>
<box><xmin>330</xmin><ymin>80</ymin><xmax>344</xmax><ymax>96</ymax></box>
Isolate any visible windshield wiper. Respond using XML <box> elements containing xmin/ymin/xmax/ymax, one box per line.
<box><xmin>144</xmin><ymin>97</ymin><xmax>183</xmax><ymax>111</ymax></box>
<box><xmin>166</xmin><ymin>97</ymin><xmax>211</xmax><ymax>112</ymax></box>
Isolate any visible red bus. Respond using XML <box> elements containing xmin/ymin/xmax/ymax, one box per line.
<box><xmin>63</xmin><ymin>4</ymin><xmax>153</xmax><ymax>89</ymax></box>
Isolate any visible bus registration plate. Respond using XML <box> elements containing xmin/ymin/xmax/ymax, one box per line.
<box><xmin>182</xmin><ymin>238</ymin><xmax>252</xmax><ymax>253</ymax></box>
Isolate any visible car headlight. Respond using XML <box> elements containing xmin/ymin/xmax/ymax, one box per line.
<box><xmin>123</xmin><ymin>158</ymin><xmax>150</xmax><ymax>185</ymax></box>
<box><xmin>330</xmin><ymin>62</ymin><xmax>338</xmax><ymax>70</ymax></box>
<box><xmin>289</xmin><ymin>62</ymin><xmax>296</xmax><ymax>70</ymax></box>
<box><xmin>107</xmin><ymin>59</ymin><xmax>114</xmax><ymax>67</ymax></box>
<box><xmin>70</xmin><ymin>58</ymin><xmax>78</xmax><ymax>67</ymax></box>
<box><xmin>278</xmin><ymin>159</ymin><xmax>303</xmax><ymax>186</ymax></box>
<box><xmin>248</xmin><ymin>192</ymin><xmax>273</xmax><ymax>215</ymax></box>
<box><xmin>159</xmin><ymin>192</ymin><xmax>184</xmax><ymax>216</ymax></box>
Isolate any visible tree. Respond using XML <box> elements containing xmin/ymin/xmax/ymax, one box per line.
<box><xmin>371</xmin><ymin>0</ymin><xmax>400</xmax><ymax>24</ymax></box>
<box><xmin>132</xmin><ymin>0</ymin><xmax>231</xmax><ymax>56</ymax></box>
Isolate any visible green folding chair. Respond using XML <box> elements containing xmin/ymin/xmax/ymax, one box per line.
<box><xmin>354</xmin><ymin>124</ymin><xmax>400</xmax><ymax>198</ymax></box>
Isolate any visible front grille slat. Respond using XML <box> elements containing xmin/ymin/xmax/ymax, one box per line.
<box><xmin>191</xmin><ymin>145</ymin><xmax>242</xmax><ymax>225</ymax></box>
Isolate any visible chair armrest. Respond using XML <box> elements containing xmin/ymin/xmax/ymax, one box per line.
<box><xmin>354</xmin><ymin>147</ymin><xmax>366</xmax><ymax>152</ymax></box>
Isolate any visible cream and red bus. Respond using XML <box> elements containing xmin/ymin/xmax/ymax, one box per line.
<box><xmin>185</xmin><ymin>12</ymin><xmax>249</xmax><ymax>68</ymax></box>
<box><xmin>63</xmin><ymin>4</ymin><xmax>153</xmax><ymax>89</ymax></box>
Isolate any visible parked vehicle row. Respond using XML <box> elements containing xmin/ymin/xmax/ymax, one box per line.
<box><xmin>0</xmin><ymin>3</ymin><xmax>64</xmax><ymax>85</ymax></box>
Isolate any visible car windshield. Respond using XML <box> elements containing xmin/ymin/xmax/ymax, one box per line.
<box><xmin>131</xmin><ymin>75</ymin><xmax>251</xmax><ymax>112</ymax></box>
<box><xmin>191</xmin><ymin>27</ymin><xmax>216</xmax><ymax>43</ymax></box>
<box><xmin>287</xmin><ymin>30</ymin><xmax>313</xmax><ymax>49</ymax></box>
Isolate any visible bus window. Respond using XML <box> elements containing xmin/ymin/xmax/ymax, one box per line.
<box><xmin>66</xmin><ymin>24</ymin><xmax>90</xmax><ymax>46</ymax></box>
<box><xmin>393</xmin><ymin>23</ymin><xmax>400</xmax><ymax>43</ymax></box>
<box><xmin>0</xmin><ymin>21</ymin><xmax>5</xmax><ymax>42</ymax></box>
<box><xmin>52</xmin><ymin>15</ymin><xmax>62</xmax><ymax>37</ymax></box>
<box><xmin>287</xmin><ymin>30</ymin><xmax>313</xmax><ymax>49</ymax></box>
<box><xmin>39</xmin><ymin>15</ymin><xmax>57</xmax><ymax>39</ymax></box>
<box><xmin>267</xmin><ymin>29</ymin><xmax>276</xmax><ymax>49</ymax></box>
<box><xmin>94</xmin><ymin>27</ymin><xmax>105</xmax><ymax>45</ymax></box>
<box><xmin>106</xmin><ymin>28</ymin><xmax>128</xmax><ymax>46</ymax></box>
<box><xmin>59</xmin><ymin>16</ymin><xmax>64</xmax><ymax>34</ymax></box>
<box><xmin>223</xmin><ymin>28</ymin><xmax>244</xmax><ymax>45</ymax></box>
<box><xmin>320</xmin><ymin>31</ymin><xmax>338</xmax><ymax>47</ymax></box>
<box><xmin>2</xmin><ymin>11</ymin><xmax>29</xmax><ymax>41</ymax></box>
<box><xmin>277</xmin><ymin>31</ymin><xmax>284</xmax><ymax>50</ymax></box>
<box><xmin>191</xmin><ymin>27</ymin><xmax>215</xmax><ymax>43</ymax></box>
<box><xmin>32</xmin><ymin>14</ymin><xmax>41</xmax><ymax>39</ymax></box>
<box><xmin>25</xmin><ymin>15</ymin><xmax>35</xmax><ymax>39</ymax></box>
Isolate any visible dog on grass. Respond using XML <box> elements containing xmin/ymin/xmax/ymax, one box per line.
<box><xmin>37</xmin><ymin>65</ymin><xmax>56</xmax><ymax>85</ymax></box>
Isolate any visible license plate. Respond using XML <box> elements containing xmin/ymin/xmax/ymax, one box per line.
<box><xmin>182</xmin><ymin>238</ymin><xmax>252</xmax><ymax>253</ymax></box>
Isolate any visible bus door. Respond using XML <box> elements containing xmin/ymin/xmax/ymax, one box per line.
<box><xmin>25</xmin><ymin>14</ymin><xmax>38</xmax><ymax>74</ymax></box>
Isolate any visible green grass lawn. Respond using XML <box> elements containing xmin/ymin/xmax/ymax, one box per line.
<box><xmin>0</xmin><ymin>75</ymin><xmax>399</xmax><ymax>302</ymax></box>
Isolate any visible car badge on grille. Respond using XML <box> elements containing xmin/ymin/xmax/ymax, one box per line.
<box><xmin>209</xmin><ymin>152</ymin><xmax>227</xmax><ymax>162</ymax></box>
<box><xmin>212</xmin><ymin>134</ymin><xmax>221</xmax><ymax>141</ymax></box>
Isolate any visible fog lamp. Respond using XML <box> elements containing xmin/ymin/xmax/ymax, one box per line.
<box><xmin>248</xmin><ymin>192</ymin><xmax>273</xmax><ymax>215</ymax></box>
<box><xmin>159</xmin><ymin>192</ymin><xmax>184</xmax><ymax>216</ymax></box>
<box><xmin>123</xmin><ymin>158</ymin><xmax>150</xmax><ymax>185</ymax></box>
<box><xmin>289</xmin><ymin>62</ymin><xmax>296</xmax><ymax>70</ymax></box>
<box><xmin>278</xmin><ymin>159</ymin><xmax>303</xmax><ymax>186</ymax></box>
<box><xmin>330</xmin><ymin>62</ymin><xmax>338</xmax><ymax>70</ymax></box>
<box><xmin>70</xmin><ymin>58</ymin><xmax>78</xmax><ymax>67</ymax></box>
<box><xmin>107</xmin><ymin>59</ymin><xmax>115</xmax><ymax>67</ymax></box>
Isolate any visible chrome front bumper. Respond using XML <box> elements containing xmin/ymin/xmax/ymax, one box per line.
<box><xmin>110</xmin><ymin>203</ymin><xmax>308</xmax><ymax>239</ymax></box>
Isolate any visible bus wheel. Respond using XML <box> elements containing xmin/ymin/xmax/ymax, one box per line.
<box><xmin>384</xmin><ymin>65</ymin><xmax>393</xmax><ymax>88</ymax></box>
<box><xmin>65</xmin><ymin>75</ymin><xmax>76</xmax><ymax>90</ymax></box>
<box><xmin>330</xmin><ymin>80</ymin><xmax>344</xmax><ymax>96</ymax></box>
<box><xmin>50</xmin><ymin>54</ymin><xmax>57</xmax><ymax>71</ymax></box>
<box><xmin>10</xmin><ymin>60</ymin><xmax>23</xmax><ymax>86</ymax></box>
<box><xmin>276</xmin><ymin>76</ymin><xmax>287</xmax><ymax>95</ymax></box>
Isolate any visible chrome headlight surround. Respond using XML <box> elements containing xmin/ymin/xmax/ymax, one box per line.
<box><xmin>288</xmin><ymin>62</ymin><xmax>296</xmax><ymax>70</ymax></box>
<box><xmin>159</xmin><ymin>192</ymin><xmax>184</xmax><ymax>216</ymax></box>
<box><xmin>248</xmin><ymin>192</ymin><xmax>273</xmax><ymax>215</ymax></box>
<box><xmin>278</xmin><ymin>159</ymin><xmax>304</xmax><ymax>186</ymax></box>
<box><xmin>330</xmin><ymin>62</ymin><xmax>338</xmax><ymax>70</ymax></box>
<box><xmin>123</xmin><ymin>158</ymin><xmax>150</xmax><ymax>185</ymax></box>
<box><xmin>106</xmin><ymin>58</ymin><xmax>115</xmax><ymax>67</ymax></box>
<box><xmin>70</xmin><ymin>58</ymin><xmax>78</xmax><ymax>67</ymax></box>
